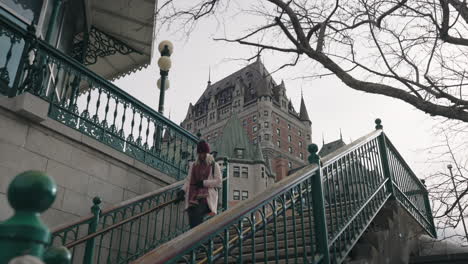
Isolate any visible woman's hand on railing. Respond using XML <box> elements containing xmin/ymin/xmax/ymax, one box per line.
<box><xmin>175</xmin><ymin>189</ymin><xmax>185</xmax><ymax>204</ymax></box>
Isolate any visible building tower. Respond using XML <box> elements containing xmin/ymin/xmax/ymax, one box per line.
<box><xmin>181</xmin><ymin>58</ymin><xmax>312</xmax><ymax>181</ymax></box>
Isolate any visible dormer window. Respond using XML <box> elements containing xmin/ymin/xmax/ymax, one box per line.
<box><xmin>235</xmin><ymin>148</ymin><xmax>245</xmax><ymax>159</ymax></box>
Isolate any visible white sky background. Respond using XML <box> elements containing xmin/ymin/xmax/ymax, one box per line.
<box><xmin>113</xmin><ymin>0</ymin><xmax>467</xmax><ymax>244</ymax></box>
<box><xmin>114</xmin><ymin>1</ymin><xmax>438</xmax><ymax>178</ymax></box>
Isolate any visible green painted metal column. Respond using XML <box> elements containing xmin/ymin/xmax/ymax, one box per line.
<box><xmin>45</xmin><ymin>0</ymin><xmax>64</xmax><ymax>43</ymax></box>
<box><xmin>375</xmin><ymin>118</ymin><xmax>395</xmax><ymax>196</ymax></box>
<box><xmin>222</xmin><ymin>157</ymin><xmax>229</xmax><ymax>211</ymax></box>
<box><xmin>0</xmin><ymin>171</ymin><xmax>71</xmax><ymax>263</ymax></box>
<box><xmin>83</xmin><ymin>197</ymin><xmax>102</xmax><ymax>264</ymax></box>
<box><xmin>308</xmin><ymin>144</ymin><xmax>330</xmax><ymax>264</ymax></box>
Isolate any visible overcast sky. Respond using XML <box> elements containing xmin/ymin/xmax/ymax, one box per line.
<box><xmin>114</xmin><ymin>4</ymin><xmax>440</xmax><ymax>178</ymax></box>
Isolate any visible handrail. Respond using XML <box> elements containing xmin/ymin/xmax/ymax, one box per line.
<box><xmin>393</xmin><ymin>185</ymin><xmax>432</xmax><ymax>227</ymax></box>
<box><xmin>51</xmin><ymin>180</ymin><xmax>184</xmax><ymax>234</ymax></box>
<box><xmin>133</xmin><ymin>129</ymin><xmax>385</xmax><ymax>264</ymax></box>
<box><xmin>133</xmin><ymin>120</ymin><xmax>436</xmax><ymax>264</ymax></box>
<box><xmin>64</xmin><ymin>198</ymin><xmax>177</xmax><ymax>248</ymax></box>
<box><xmin>384</xmin><ymin>135</ymin><xmax>427</xmax><ymax>192</ymax></box>
<box><xmin>134</xmin><ymin>163</ymin><xmax>320</xmax><ymax>264</ymax></box>
<box><xmin>321</xmin><ymin>130</ymin><xmax>382</xmax><ymax>165</ymax></box>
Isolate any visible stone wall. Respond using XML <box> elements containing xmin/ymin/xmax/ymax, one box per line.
<box><xmin>0</xmin><ymin>94</ymin><xmax>177</xmax><ymax>228</ymax></box>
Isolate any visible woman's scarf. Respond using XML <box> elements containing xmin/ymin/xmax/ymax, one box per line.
<box><xmin>188</xmin><ymin>161</ymin><xmax>211</xmax><ymax>206</ymax></box>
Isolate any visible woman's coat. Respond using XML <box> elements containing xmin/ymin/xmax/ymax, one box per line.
<box><xmin>182</xmin><ymin>154</ymin><xmax>222</xmax><ymax>215</ymax></box>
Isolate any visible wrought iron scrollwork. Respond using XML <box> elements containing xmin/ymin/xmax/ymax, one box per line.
<box><xmin>73</xmin><ymin>26</ymin><xmax>139</xmax><ymax>66</ymax></box>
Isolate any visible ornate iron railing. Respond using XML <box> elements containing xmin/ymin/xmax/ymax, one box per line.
<box><xmin>50</xmin><ymin>180</ymin><xmax>188</xmax><ymax>264</ymax></box>
<box><xmin>0</xmin><ymin>15</ymin><xmax>198</xmax><ymax>180</ymax></box>
<box><xmin>133</xmin><ymin>120</ymin><xmax>436</xmax><ymax>264</ymax></box>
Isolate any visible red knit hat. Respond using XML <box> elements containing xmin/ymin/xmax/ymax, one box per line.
<box><xmin>197</xmin><ymin>140</ymin><xmax>210</xmax><ymax>153</ymax></box>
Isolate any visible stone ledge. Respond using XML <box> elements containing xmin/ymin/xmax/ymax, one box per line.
<box><xmin>0</xmin><ymin>93</ymin><xmax>49</xmax><ymax>122</ymax></box>
<box><xmin>0</xmin><ymin>95</ymin><xmax>179</xmax><ymax>186</ymax></box>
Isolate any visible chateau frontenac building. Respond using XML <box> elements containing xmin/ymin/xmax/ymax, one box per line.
<box><xmin>181</xmin><ymin>57</ymin><xmax>312</xmax><ymax>181</ymax></box>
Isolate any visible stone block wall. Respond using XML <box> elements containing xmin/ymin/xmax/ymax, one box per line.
<box><xmin>0</xmin><ymin>95</ymin><xmax>177</xmax><ymax>228</ymax></box>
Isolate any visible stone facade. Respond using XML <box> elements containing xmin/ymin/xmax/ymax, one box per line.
<box><xmin>0</xmin><ymin>95</ymin><xmax>177</xmax><ymax>228</ymax></box>
<box><xmin>217</xmin><ymin>159</ymin><xmax>275</xmax><ymax>208</ymax></box>
<box><xmin>181</xmin><ymin>57</ymin><xmax>312</xmax><ymax>181</ymax></box>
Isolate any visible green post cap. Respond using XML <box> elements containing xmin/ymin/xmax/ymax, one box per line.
<box><xmin>196</xmin><ymin>131</ymin><xmax>202</xmax><ymax>138</ymax></box>
<box><xmin>375</xmin><ymin>118</ymin><xmax>383</xmax><ymax>130</ymax></box>
<box><xmin>91</xmin><ymin>196</ymin><xmax>102</xmax><ymax>215</ymax></box>
<box><xmin>307</xmin><ymin>144</ymin><xmax>320</xmax><ymax>165</ymax></box>
<box><xmin>43</xmin><ymin>246</ymin><xmax>71</xmax><ymax>264</ymax></box>
<box><xmin>7</xmin><ymin>171</ymin><xmax>56</xmax><ymax>212</ymax></box>
<box><xmin>0</xmin><ymin>171</ymin><xmax>57</xmax><ymax>262</ymax></box>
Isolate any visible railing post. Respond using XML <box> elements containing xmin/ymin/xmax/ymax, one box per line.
<box><xmin>308</xmin><ymin>144</ymin><xmax>330</xmax><ymax>264</ymax></box>
<box><xmin>375</xmin><ymin>118</ymin><xmax>395</xmax><ymax>197</ymax></box>
<box><xmin>83</xmin><ymin>197</ymin><xmax>102</xmax><ymax>264</ymax></box>
<box><xmin>222</xmin><ymin>157</ymin><xmax>229</xmax><ymax>212</ymax></box>
<box><xmin>0</xmin><ymin>171</ymin><xmax>70</xmax><ymax>263</ymax></box>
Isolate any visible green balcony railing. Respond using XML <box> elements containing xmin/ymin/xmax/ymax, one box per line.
<box><xmin>0</xmin><ymin>15</ymin><xmax>198</xmax><ymax>180</ymax></box>
<box><xmin>133</xmin><ymin>119</ymin><xmax>436</xmax><ymax>264</ymax></box>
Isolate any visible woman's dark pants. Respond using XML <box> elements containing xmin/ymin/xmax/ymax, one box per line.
<box><xmin>187</xmin><ymin>203</ymin><xmax>210</xmax><ymax>228</ymax></box>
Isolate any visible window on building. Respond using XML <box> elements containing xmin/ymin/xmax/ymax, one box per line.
<box><xmin>288</xmin><ymin>135</ymin><xmax>292</xmax><ymax>142</ymax></box>
<box><xmin>253</xmin><ymin>138</ymin><xmax>258</xmax><ymax>144</ymax></box>
<box><xmin>264</xmin><ymin>110</ymin><xmax>268</xmax><ymax>116</ymax></box>
<box><xmin>207</xmin><ymin>135</ymin><xmax>211</xmax><ymax>141</ymax></box>
<box><xmin>253</xmin><ymin>126</ymin><xmax>258</xmax><ymax>132</ymax></box>
<box><xmin>264</xmin><ymin>122</ymin><xmax>269</xmax><ymax>128</ymax></box>
<box><xmin>258</xmin><ymin>135</ymin><xmax>262</xmax><ymax>142</ymax></box>
<box><xmin>288</xmin><ymin>162</ymin><xmax>292</xmax><ymax>169</ymax></box>
<box><xmin>242</xmin><ymin>191</ymin><xmax>249</xmax><ymax>200</ymax></box>
<box><xmin>215</xmin><ymin>132</ymin><xmax>218</xmax><ymax>137</ymax></box>
<box><xmin>299</xmin><ymin>141</ymin><xmax>303</xmax><ymax>148</ymax></box>
<box><xmin>241</xmin><ymin>167</ymin><xmax>248</xmax><ymax>178</ymax></box>
<box><xmin>288</xmin><ymin>124</ymin><xmax>291</xmax><ymax>130</ymax></box>
<box><xmin>233</xmin><ymin>190</ymin><xmax>240</xmax><ymax>200</ymax></box>
<box><xmin>235</xmin><ymin>149</ymin><xmax>245</xmax><ymax>159</ymax></box>
<box><xmin>265</xmin><ymin>134</ymin><xmax>270</xmax><ymax>140</ymax></box>
<box><xmin>277</xmin><ymin>140</ymin><xmax>281</xmax><ymax>147</ymax></box>
<box><xmin>243</xmin><ymin>120</ymin><xmax>247</xmax><ymax>126</ymax></box>
<box><xmin>298</xmin><ymin>130</ymin><xmax>302</xmax><ymax>136</ymax></box>
<box><xmin>276</xmin><ymin>117</ymin><xmax>280</xmax><ymax>124</ymax></box>
<box><xmin>261</xmin><ymin>167</ymin><xmax>265</xmax><ymax>178</ymax></box>
<box><xmin>233</xmin><ymin>166</ymin><xmax>240</xmax><ymax>177</ymax></box>
<box><xmin>253</xmin><ymin>115</ymin><xmax>257</xmax><ymax>122</ymax></box>
<box><xmin>300</xmin><ymin>153</ymin><xmax>304</xmax><ymax>160</ymax></box>
<box><xmin>288</xmin><ymin>146</ymin><xmax>293</xmax><ymax>153</ymax></box>
<box><xmin>307</xmin><ymin>134</ymin><xmax>311</xmax><ymax>140</ymax></box>
<box><xmin>276</xmin><ymin>128</ymin><xmax>281</xmax><ymax>136</ymax></box>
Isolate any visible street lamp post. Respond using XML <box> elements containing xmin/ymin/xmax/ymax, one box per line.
<box><xmin>157</xmin><ymin>40</ymin><xmax>173</xmax><ymax>115</ymax></box>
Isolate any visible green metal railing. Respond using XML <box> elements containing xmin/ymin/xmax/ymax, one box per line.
<box><xmin>133</xmin><ymin>119</ymin><xmax>436</xmax><ymax>264</ymax></box>
<box><xmin>0</xmin><ymin>15</ymin><xmax>198</xmax><ymax>180</ymax></box>
<box><xmin>49</xmin><ymin>180</ymin><xmax>188</xmax><ymax>264</ymax></box>
<box><xmin>46</xmin><ymin>161</ymin><xmax>230</xmax><ymax>264</ymax></box>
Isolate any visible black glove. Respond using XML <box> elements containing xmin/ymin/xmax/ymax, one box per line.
<box><xmin>175</xmin><ymin>189</ymin><xmax>185</xmax><ymax>203</ymax></box>
<box><xmin>194</xmin><ymin>180</ymin><xmax>204</xmax><ymax>188</ymax></box>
